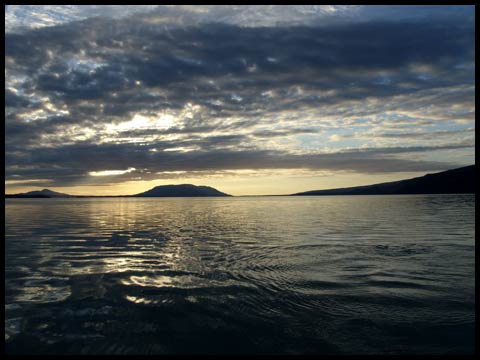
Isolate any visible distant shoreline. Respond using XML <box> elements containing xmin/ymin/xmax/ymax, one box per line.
<box><xmin>5</xmin><ymin>193</ymin><xmax>476</xmax><ymax>199</ymax></box>
<box><xmin>5</xmin><ymin>165</ymin><xmax>476</xmax><ymax>198</ymax></box>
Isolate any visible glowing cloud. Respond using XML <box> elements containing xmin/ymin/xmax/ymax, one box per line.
<box><xmin>106</xmin><ymin>113</ymin><xmax>175</xmax><ymax>133</ymax></box>
<box><xmin>89</xmin><ymin>167</ymin><xmax>136</xmax><ymax>177</ymax></box>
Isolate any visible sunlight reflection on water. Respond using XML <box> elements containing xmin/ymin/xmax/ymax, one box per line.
<box><xmin>5</xmin><ymin>195</ymin><xmax>475</xmax><ymax>354</ymax></box>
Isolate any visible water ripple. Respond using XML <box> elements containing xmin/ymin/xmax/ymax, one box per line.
<box><xmin>5</xmin><ymin>195</ymin><xmax>475</xmax><ymax>354</ymax></box>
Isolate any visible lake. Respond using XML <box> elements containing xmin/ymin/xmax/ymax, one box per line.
<box><xmin>4</xmin><ymin>195</ymin><xmax>475</xmax><ymax>354</ymax></box>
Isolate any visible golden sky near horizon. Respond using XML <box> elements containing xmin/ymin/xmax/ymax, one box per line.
<box><xmin>4</xmin><ymin>170</ymin><xmax>452</xmax><ymax>196</ymax></box>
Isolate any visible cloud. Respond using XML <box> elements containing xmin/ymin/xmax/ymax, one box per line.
<box><xmin>4</xmin><ymin>6</ymin><xmax>475</xmax><ymax>188</ymax></box>
<box><xmin>252</xmin><ymin>128</ymin><xmax>319</xmax><ymax>138</ymax></box>
<box><xmin>6</xmin><ymin>5</ymin><xmax>474</xmax><ymax>32</ymax></box>
<box><xmin>89</xmin><ymin>167</ymin><xmax>136</xmax><ymax>176</ymax></box>
<box><xmin>5</xmin><ymin>140</ymin><xmax>470</xmax><ymax>187</ymax></box>
<box><xmin>331</xmin><ymin>128</ymin><xmax>475</xmax><ymax>141</ymax></box>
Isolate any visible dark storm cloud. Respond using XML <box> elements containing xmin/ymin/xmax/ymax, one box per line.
<box><xmin>4</xmin><ymin>6</ymin><xmax>475</xmax><ymax>186</ymax></box>
<box><xmin>6</xmin><ymin>15</ymin><xmax>474</xmax><ymax>111</ymax></box>
<box><xmin>5</xmin><ymin>90</ymin><xmax>33</xmax><ymax>108</ymax></box>
<box><xmin>5</xmin><ymin>140</ymin><xmax>470</xmax><ymax>187</ymax></box>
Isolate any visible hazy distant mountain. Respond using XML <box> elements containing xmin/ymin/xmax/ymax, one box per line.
<box><xmin>5</xmin><ymin>189</ymin><xmax>71</xmax><ymax>198</ymax></box>
<box><xmin>133</xmin><ymin>184</ymin><xmax>231</xmax><ymax>197</ymax></box>
<box><xmin>293</xmin><ymin>165</ymin><xmax>475</xmax><ymax>196</ymax></box>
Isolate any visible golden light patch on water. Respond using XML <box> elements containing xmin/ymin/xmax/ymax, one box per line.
<box><xmin>102</xmin><ymin>256</ymin><xmax>160</xmax><ymax>273</ymax></box>
<box><xmin>125</xmin><ymin>295</ymin><xmax>156</xmax><ymax>304</ymax></box>
<box><xmin>127</xmin><ymin>275</ymin><xmax>175</xmax><ymax>288</ymax></box>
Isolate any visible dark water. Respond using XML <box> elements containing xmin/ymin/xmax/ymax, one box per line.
<box><xmin>5</xmin><ymin>195</ymin><xmax>475</xmax><ymax>354</ymax></box>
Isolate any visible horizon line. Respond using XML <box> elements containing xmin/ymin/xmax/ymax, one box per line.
<box><xmin>5</xmin><ymin>164</ymin><xmax>475</xmax><ymax>198</ymax></box>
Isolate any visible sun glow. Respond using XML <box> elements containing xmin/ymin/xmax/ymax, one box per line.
<box><xmin>106</xmin><ymin>113</ymin><xmax>175</xmax><ymax>133</ymax></box>
<box><xmin>89</xmin><ymin>167</ymin><xmax>136</xmax><ymax>177</ymax></box>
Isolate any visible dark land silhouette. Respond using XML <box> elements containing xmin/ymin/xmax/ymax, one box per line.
<box><xmin>5</xmin><ymin>189</ymin><xmax>71</xmax><ymax>198</ymax></box>
<box><xmin>5</xmin><ymin>184</ymin><xmax>231</xmax><ymax>198</ymax></box>
<box><xmin>5</xmin><ymin>165</ymin><xmax>475</xmax><ymax>198</ymax></box>
<box><xmin>293</xmin><ymin>165</ymin><xmax>475</xmax><ymax>196</ymax></box>
<box><xmin>133</xmin><ymin>184</ymin><xmax>231</xmax><ymax>197</ymax></box>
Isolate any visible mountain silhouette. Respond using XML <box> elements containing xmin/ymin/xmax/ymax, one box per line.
<box><xmin>5</xmin><ymin>189</ymin><xmax>71</xmax><ymax>198</ymax></box>
<box><xmin>5</xmin><ymin>166</ymin><xmax>475</xmax><ymax>198</ymax></box>
<box><xmin>133</xmin><ymin>184</ymin><xmax>231</xmax><ymax>197</ymax></box>
<box><xmin>293</xmin><ymin>165</ymin><xmax>475</xmax><ymax>196</ymax></box>
<box><xmin>5</xmin><ymin>184</ymin><xmax>230</xmax><ymax>198</ymax></box>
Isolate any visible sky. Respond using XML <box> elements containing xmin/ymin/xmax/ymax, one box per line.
<box><xmin>5</xmin><ymin>5</ymin><xmax>475</xmax><ymax>196</ymax></box>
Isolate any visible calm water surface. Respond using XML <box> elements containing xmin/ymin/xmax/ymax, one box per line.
<box><xmin>5</xmin><ymin>195</ymin><xmax>475</xmax><ymax>354</ymax></box>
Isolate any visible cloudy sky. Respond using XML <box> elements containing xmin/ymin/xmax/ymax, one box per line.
<box><xmin>5</xmin><ymin>5</ymin><xmax>475</xmax><ymax>195</ymax></box>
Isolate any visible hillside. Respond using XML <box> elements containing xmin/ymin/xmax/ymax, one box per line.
<box><xmin>5</xmin><ymin>189</ymin><xmax>72</xmax><ymax>198</ymax></box>
<box><xmin>293</xmin><ymin>165</ymin><xmax>475</xmax><ymax>196</ymax></box>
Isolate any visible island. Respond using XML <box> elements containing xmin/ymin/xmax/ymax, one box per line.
<box><xmin>5</xmin><ymin>165</ymin><xmax>475</xmax><ymax>198</ymax></box>
<box><xmin>5</xmin><ymin>189</ymin><xmax>71</xmax><ymax>198</ymax></box>
<box><xmin>133</xmin><ymin>184</ymin><xmax>231</xmax><ymax>197</ymax></box>
<box><xmin>5</xmin><ymin>184</ymin><xmax>231</xmax><ymax>198</ymax></box>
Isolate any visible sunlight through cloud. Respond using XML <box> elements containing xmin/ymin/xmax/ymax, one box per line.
<box><xmin>89</xmin><ymin>167</ymin><xmax>136</xmax><ymax>177</ymax></box>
